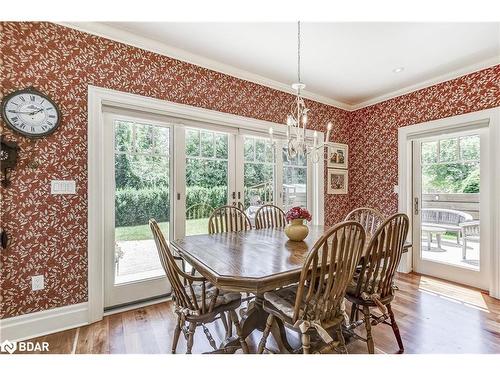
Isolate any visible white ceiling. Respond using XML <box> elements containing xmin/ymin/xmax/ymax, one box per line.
<box><xmin>87</xmin><ymin>22</ymin><xmax>500</xmax><ymax>109</ymax></box>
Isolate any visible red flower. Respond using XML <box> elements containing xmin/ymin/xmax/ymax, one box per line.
<box><xmin>286</xmin><ymin>207</ymin><xmax>312</xmax><ymax>222</ymax></box>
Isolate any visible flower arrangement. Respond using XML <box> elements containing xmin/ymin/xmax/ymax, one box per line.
<box><xmin>286</xmin><ymin>206</ymin><xmax>312</xmax><ymax>222</ymax></box>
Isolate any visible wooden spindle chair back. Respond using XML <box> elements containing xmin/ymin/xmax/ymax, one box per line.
<box><xmin>344</xmin><ymin>207</ymin><xmax>385</xmax><ymax>238</ymax></box>
<box><xmin>292</xmin><ymin>221</ymin><xmax>366</xmax><ymax>323</ymax></box>
<box><xmin>150</xmin><ymin>219</ymin><xmax>215</xmax><ymax>315</ymax></box>
<box><xmin>208</xmin><ymin>205</ymin><xmax>252</xmax><ymax>234</ymax></box>
<box><xmin>186</xmin><ymin>203</ymin><xmax>214</xmax><ymax>221</ymax></box>
<box><xmin>254</xmin><ymin>204</ymin><xmax>287</xmax><ymax>229</ymax></box>
<box><xmin>352</xmin><ymin>213</ymin><xmax>409</xmax><ymax>299</ymax></box>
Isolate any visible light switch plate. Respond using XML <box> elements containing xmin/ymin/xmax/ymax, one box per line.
<box><xmin>393</xmin><ymin>185</ymin><xmax>399</xmax><ymax>194</ymax></box>
<box><xmin>51</xmin><ymin>180</ymin><xmax>76</xmax><ymax>194</ymax></box>
<box><xmin>32</xmin><ymin>275</ymin><xmax>44</xmax><ymax>291</ymax></box>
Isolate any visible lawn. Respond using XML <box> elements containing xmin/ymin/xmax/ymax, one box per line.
<box><xmin>115</xmin><ymin>218</ymin><xmax>210</xmax><ymax>241</ymax></box>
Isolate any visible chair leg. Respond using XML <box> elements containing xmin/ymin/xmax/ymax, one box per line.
<box><xmin>350</xmin><ymin>303</ymin><xmax>358</xmax><ymax>324</ymax></box>
<box><xmin>171</xmin><ymin>316</ymin><xmax>182</xmax><ymax>354</ymax></box>
<box><xmin>462</xmin><ymin>237</ymin><xmax>467</xmax><ymax>259</ymax></box>
<box><xmin>336</xmin><ymin>325</ymin><xmax>348</xmax><ymax>354</ymax></box>
<box><xmin>363</xmin><ymin>306</ymin><xmax>375</xmax><ymax>354</ymax></box>
<box><xmin>301</xmin><ymin>332</ymin><xmax>311</xmax><ymax>354</ymax></box>
<box><xmin>219</xmin><ymin>312</ymin><xmax>229</xmax><ymax>339</ymax></box>
<box><xmin>387</xmin><ymin>304</ymin><xmax>404</xmax><ymax>354</ymax></box>
<box><xmin>186</xmin><ymin>322</ymin><xmax>196</xmax><ymax>354</ymax></box>
<box><xmin>257</xmin><ymin>314</ymin><xmax>274</xmax><ymax>354</ymax></box>
<box><xmin>229</xmin><ymin>310</ymin><xmax>249</xmax><ymax>354</ymax></box>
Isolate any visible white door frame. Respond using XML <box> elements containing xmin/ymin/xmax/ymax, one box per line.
<box><xmin>397</xmin><ymin>107</ymin><xmax>500</xmax><ymax>298</ymax></box>
<box><xmin>88</xmin><ymin>85</ymin><xmax>325</xmax><ymax>322</ymax></box>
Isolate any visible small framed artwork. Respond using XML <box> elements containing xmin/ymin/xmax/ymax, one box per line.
<box><xmin>327</xmin><ymin>168</ymin><xmax>348</xmax><ymax>195</ymax></box>
<box><xmin>327</xmin><ymin>143</ymin><xmax>348</xmax><ymax>169</ymax></box>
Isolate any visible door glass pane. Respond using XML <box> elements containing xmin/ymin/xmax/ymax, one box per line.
<box><xmin>185</xmin><ymin>128</ymin><xmax>229</xmax><ymax>236</ymax></box>
<box><xmin>283</xmin><ymin>147</ymin><xmax>308</xmax><ymax>211</ymax></box>
<box><xmin>243</xmin><ymin>136</ymin><xmax>275</xmax><ymax>222</ymax></box>
<box><xmin>114</xmin><ymin>120</ymin><xmax>169</xmax><ymax>284</ymax></box>
<box><xmin>420</xmin><ymin>134</ymin><xmax>480</xmax><ymax>271</ymax></box>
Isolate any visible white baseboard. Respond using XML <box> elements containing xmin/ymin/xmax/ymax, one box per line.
<box><xmin>0</xmin><ymin>303</ymin><xmax>89</xmax><ymax>342</ymax></box>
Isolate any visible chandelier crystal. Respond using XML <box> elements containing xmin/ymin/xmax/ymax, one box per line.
<box><xmin>270</xmin><ymin>21</ymin><xmax>334</xmax><ymax>164</ymax></box>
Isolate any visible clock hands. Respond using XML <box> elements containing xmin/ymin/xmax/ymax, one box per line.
<box><xmin>11</xmin><ymin>108</ymin><xmax>44</xmax><ymax>115</ymax></box>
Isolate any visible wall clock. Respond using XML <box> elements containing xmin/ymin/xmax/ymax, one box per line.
<box><xmin>1</xmin><ymin>87</ymin><xmax>61</xmax><ymax>138</ymax></box>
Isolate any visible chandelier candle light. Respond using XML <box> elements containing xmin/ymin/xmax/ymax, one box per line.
<box><xmin>269</xmin><ymin>21</ymin><xmax>335</xmax><ymax>164</ymax></box>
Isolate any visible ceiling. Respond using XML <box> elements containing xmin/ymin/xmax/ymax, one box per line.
<box><xmin>88</xmin><ymin>22</ymin><xmax>500</xmax><ymax>109</ymax></box>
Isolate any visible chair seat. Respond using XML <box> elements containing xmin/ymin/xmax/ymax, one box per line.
<box><xmin>345</xmin><ymin>276</ymin><xmax>394</xmax><ymax>306</ymax></box>
<box><xmin>182</xmin><ymin>283</ymin><xmax>241</xmax><ymax>314</ymax></box>
<box><xmin>264</xmin><ymin>284</ymin><xmax>303</xmax><ymax>320</ymax></box>
<box><xmin>263</xmin><ymin>284</ymin><xmax>344</xmax><ymax>327</ymax></box>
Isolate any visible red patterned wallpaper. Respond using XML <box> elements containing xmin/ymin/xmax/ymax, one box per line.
<box><xmin>0</xmin><ymin>22</ymin><xmax>350</xmax><ymax>318</ymax></box>
<box><xmin>348</xmin><ymin>65</ymin><xmax>500</xmax><ymax>217</ymax></box>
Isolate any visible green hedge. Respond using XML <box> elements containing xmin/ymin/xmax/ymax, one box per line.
<box><xmin>115</xmin><ymin>186</ymin><xmax>228</xmax><ymax>227</ymax></box>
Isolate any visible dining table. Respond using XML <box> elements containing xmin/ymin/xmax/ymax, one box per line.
<box><xmin>170</xmin><ymin>225</ymin><xmax>411</xmax><ymax>353</ymax></box>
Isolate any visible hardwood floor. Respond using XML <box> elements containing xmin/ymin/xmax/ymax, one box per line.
<box><xmin>20</xmin><ymin>272</ymin><xmax>500</xmax><ymax>354</ymax></box>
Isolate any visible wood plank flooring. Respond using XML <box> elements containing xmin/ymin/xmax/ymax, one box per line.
<box><xmin>19</xmin><ymin>272</ymin><xmax>500</xmax><ymax>354</ymax></box>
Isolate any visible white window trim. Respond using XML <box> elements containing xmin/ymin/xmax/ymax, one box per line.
<box><xmin>88</xmin><ymin>85</ymin><xmax>325</xmax><ymax>322</ymax></box>
<box><xmin>397</xmin><ymin>107</ymin><xmax>500</xmax><ymax>298</ymax></box>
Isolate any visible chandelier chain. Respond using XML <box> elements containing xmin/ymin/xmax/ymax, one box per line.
<box><xmin>297</xmin><ymin>21</ymin><xmax>301</xmax><ymax>84</ymax></box>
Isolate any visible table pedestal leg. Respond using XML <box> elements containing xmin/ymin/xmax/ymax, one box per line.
<box><xmin>220</xmin><ymin>294</ymin><xmax>294</xmax><ymax>353</ymax></box>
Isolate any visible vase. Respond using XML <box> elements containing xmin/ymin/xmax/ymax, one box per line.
<box><xmin>285</xmin><ymin>219</ymin><xmax>309</xmax><ymax>242</ymax></box>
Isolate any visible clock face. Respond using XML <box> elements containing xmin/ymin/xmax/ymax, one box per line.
<box><xmin>1</xmin><ymin>89</ymin><xmax>60</xmax><ymax>138</ymax></box>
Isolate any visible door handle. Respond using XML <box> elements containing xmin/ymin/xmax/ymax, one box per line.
<box><xmin>414</xmin><ymin>197</ymin><xmax>419</xmax><ymax>215</ymax></box>
<box><xmin>237</xmin><ymin>191</ymin><xmax>241</xmax><ymax>199</ymax></box>
<box><xmin>232</xmin><ymin>191</ymin><xmax>236</xmax><ymax>199</ymax></box>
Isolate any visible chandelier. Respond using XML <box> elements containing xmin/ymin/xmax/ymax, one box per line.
<box><xmin>269</xmin><ymin>21</ymin><xmax>333</xmax><ymax>164</ymax></box>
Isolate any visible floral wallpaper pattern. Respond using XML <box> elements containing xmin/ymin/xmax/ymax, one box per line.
<box><xmin>348</xmin><ymin>64</ymin><xmax>500</xmax><ymax>217</ymax></box>
<box><xmin>0</xmin><ymin>22</ymin><xmax>350</xmax><ymax>318</ymax></box>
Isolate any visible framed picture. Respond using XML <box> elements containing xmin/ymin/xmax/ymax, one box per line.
<box><xmin>327</xmin><ymin>168</ymin><xmax>348</xmax><ymax>195</ymax></box>
<box><xmin>327</xmin><ymin>143</ymin><xmax>348</xmax><ymax>169</ymax></box>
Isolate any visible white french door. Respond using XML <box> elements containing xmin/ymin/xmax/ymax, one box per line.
<box><xmin>103</xmin><ymin>111</ymin><xmax>173</xmax><ymax>308</ymax></box>
<box><xmin>412</xmin><ymin>128</ymin><xmax>490</xmax><ymax>290</ymax></box>
<box><xmin>102</xmin><ymin>112</ymin><xmax>320</xmax><ymax>308</ymax></box>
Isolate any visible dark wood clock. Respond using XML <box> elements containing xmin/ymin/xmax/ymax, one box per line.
<box><xmin>1</xmin><ymin>87</ymin><xmax>61</xmax><ymax>138</ymax></box>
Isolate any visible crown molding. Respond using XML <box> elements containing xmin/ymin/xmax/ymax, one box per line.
<box><xmin>55</xmin><ymin>22</ymin><xmax>500</xmax><ymax>113</ymax></box>
<box><xmin>56</xmin><ymin>22</ymin><xmax>352</xmax><ymax>111</ymax></box>
<box><xmin>350</xmin><ymin>56</ymin><xmax>500</xmax><ymax>110</ymax></box>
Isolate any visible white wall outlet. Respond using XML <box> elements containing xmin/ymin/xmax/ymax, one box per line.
<box><xmin>31</xmin><ymin>275</ymin><xmax>44</xmax><ymax>291</ymax></box>
<box><xmin>393</xmin><ymin>185</ymin><xmax>399</xmax><ymax>194</ymax></box>
<box><xmin>51</xmin><ymin>180</ymin><xmax>76</xmax><ymax>194</ymax></box>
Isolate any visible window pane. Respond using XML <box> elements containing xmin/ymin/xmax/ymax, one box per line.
<box><xmin>460</xmin><ymin>135</ymin><xmax>480</xmax><ymax>161</ymax></box>
<box><xmin>186</xmin><ymin>129</ymin><xmax>229</xmax><ymax>236</ymax></box>
<box><xmin>215</xmin><ymin>133</ymin><xmax>228</xmax><ymax>159</ymax></box>
<box><xmin>439</xmin><ymin>138</ymin><xmax>458</xmax><ymax>163</ymax></box>
<box><xmin>421</xmin><ymin>141</ymin><xmax>438</xmax><ymax>164</ymax></box>
<box><xmin>243</xmin><ymin>136</ymin><xmax>275</xmax><ymax>214</ymax></box>
<box><xmin>115</xmin><ymin>121</ymin><xmax>132</xmax><ymax>152</ymax></box>
<box><xmin>154</xmin><ymin>126</ymin><xmax>169</xmax><ymax>156</ymax></box>
<box><xmin>244</xmin><ymin>138</ymin><xmax>255</xmax><ymax>161</ymax></box>
<box><xmin>255</xmin><ymin>139</ymin><xmax>266</xmax><ymax>163</ymax></box>
<box><xmin>200</xmin><ymin>131</ymin><xmax>214</xmax><ymax>158</ymax></box>
<box><xmin>186</xmin><ymin>129</ymin><xmax>200</xmax><ymax>157</ymax></box>
<box><xmin>114</xmin><ymin>121</ymin><xmax>168</xmax><ymax>285</ymax></box>
<box><xmin>135</xmin><ymin>123</ymin><xmax>154</xmax><ymax>153</ymax></box>
<box><xmin>283</xmin><ymin>147</ymin><xmax>307</xmax><ymax>210</ymax></box>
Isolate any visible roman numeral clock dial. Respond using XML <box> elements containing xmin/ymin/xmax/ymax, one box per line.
<box><xmin>1</xmin><ymin>87</ymin><xmax>61</xmax><ymax>139</ymax></box>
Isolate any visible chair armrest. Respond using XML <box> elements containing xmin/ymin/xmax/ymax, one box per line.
<box><xmin>459</xmin><ymin>220</ymin><xmax>480</xmax><ymax>236</ymax></box>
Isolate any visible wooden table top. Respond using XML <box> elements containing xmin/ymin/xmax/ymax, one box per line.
<box><xmin>171</xmin><ymin>225</ymin><xmax>411</xmax><ymax>294</ymax></box>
